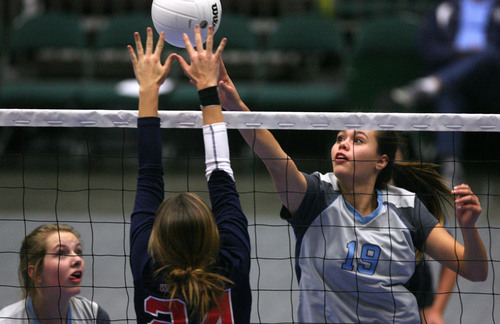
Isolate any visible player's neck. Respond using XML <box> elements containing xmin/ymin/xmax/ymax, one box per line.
<box><xmin>33</xmin><ymin>296</ymin><xmax>70</xmax><ymax>324</ymax></box>
<box><xmin>340</xmin><ymin>182</ymin><xmax>378</xmax><ymax>217</ymax></box>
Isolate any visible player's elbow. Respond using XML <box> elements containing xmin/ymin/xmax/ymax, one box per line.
<box><xmin>464</xmin><ymin>266</ymin><xmax>488</xmax><ymax>282</ymax></box>
<box><xmin>474</xmin><ymin>268</ymin><xmax>488</xmax><ymax>282</ymax></box>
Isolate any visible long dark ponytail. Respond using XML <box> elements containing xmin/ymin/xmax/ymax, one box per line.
<box><xmin>392</xmin><ymin>162</ymin><xmax>453</xmax><ymax>225</ymax></box>
<box><xmin>375</xmin><ymin>131</ymin><xmax>453</xmax><ymax>225</ymax></box>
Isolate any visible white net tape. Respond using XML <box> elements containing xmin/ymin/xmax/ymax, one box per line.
<box><xmin>1</xmin><ymin>109</ymin><xmax>500</xmax><ymax>131</ymax></box>
<box><xmin>0</xmin><ymin>109</ymin><xmax>499</xmax><ymax>323</ymax></box>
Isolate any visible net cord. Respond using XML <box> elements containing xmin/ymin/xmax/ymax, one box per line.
<box><xmin>0</xmin><ymin>109</ymin><xmax>500</xmax><ymax>132</ymax></box>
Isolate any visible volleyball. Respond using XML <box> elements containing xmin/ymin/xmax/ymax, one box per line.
<box><xmin>151</xmin><ymin>0</ymin><xmax>222</xmax><ymax>48</ymax></box>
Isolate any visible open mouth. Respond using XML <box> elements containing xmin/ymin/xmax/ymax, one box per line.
<box><xmin>335</xmin><ymin>153</ymin><xmax>348</xmax><ymax>161</ymax></box>
<box><xmin>69</xmin><ymin>271</ymin><xmax>82</xmax><ymax>280</ymax></box>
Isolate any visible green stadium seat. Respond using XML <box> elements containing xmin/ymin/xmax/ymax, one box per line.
<box><xmin>94</xmin><ymin>13</ymin><xmax>160</xmax><ymax>49</ymax></box>
<box><xmin>0</xmin><ymin>24</ymin><xmax>3</xmax><ymax>52</ymax></box>
<box><xmin>10</xmin><ymin>12</ymin><xmax>85</xmax><ymax>51</ymax></box>
<box><xmin>76</xmin><ymin>13</ymin><xmax>173</xmax><ymax>108</ymax></box>
<box><xmin>9</xmin><ymin>12</ymin><xmax>87</xmax><ymax>79</ymax></box>
<box><xmin>0</xmin><ymin>12</ymin><xmax>88</xmax><ymax>108</ymax></box>
<box><xmin>0</xmin><ymin>81</ymin><xmax>82</xmax><ymax>108</ymax></box>
<box><xmin>214</xmin><ymin>14</ymin><xmax>258</xmax><ymax>49</ymax></box>
<box><xmin>91</xmin><ymin>13</ymin><xmax>176</xmax><ymax>80</ymax></box>
<box><xmin>346</xmin><ymin>16</ymin><xmax>423</xmax><ymax>110</ymax></box>
<box><xmin>266</xmin><ymin>13</ymin><xmax>345</xmax><ymax>81</ymax></box>
<box><xmin>213</xmin><ymin>14</ymin><xmax>262</xmax><ymax>80</ymax></box>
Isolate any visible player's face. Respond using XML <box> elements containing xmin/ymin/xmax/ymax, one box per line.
<box><xmin>38</xmin><ymin>231</ymin><xmax>85</xmax><ymax>300</ymax></box>
<box><xmin>331</xmin><ymin>130</ymin><xmax>383</xmax><ymax>185</ymax></box>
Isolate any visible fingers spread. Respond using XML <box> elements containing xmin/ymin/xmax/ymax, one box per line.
<box><xmin>205</xmin><ymin>25</ymin><xmax>214</xmax><ymax>53</ymax></box>
<box><xmin>154</xmin><ymin>31</ymin><xmax>165</xmax><ymax>56</ymax></box>
<box><xmin>174</xmin><ymin>53</ymin><xmax>191</xmax><ymax>77</ymax></box>
<box><xmin>183</xmin><ymin>33</ymin><xmax>196</xmax><ymax>57</ymax></box>
<box><xmin>134</xmin><ymin>32</ymin><xmax>144</xmax><ymax>58</ymax></box>
<box><xmin>127</xmin><ymin>45</ymin><xmax>138</xmax><ymax>65</ymax></box>
<box><xmin>215</xmin><ymin>37</ymin><xmax>227</xmax><ymax>58</ymax></box>
<box><xmin>146</xmin><ymin>27</ymin><xmax>154</xmax><ymax>55</ymax></box>
<box><xmin>194</xmin><ymin>25</ymin><xmax>203</xmax><ymax>50</ymax></box>
<box><xmin>163</xmin><ymin>53</ymin><xmax>177</xmax><ymax>73</ymax></box>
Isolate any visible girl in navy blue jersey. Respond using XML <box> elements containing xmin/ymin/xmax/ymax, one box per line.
<box><xmin>128</xmin><ymin>26</ymin><xmax>251</xmax><ymax>323</ymax></box>
<box><xmin>215</xmin><ymin>61</ymin><xmax>487</xmax><ymax>323</ymax></box>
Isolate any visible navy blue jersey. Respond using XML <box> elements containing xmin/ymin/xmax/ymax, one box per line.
<box><xmin>130</xmin><ymin>117</ymin><xmax>251</xmax><ymax>324</ymax></box>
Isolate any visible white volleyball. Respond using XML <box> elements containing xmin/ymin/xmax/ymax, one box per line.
<box><xmin>151</xmin><ymin>0</ymin><xmax>222</xmax><ymax>48</ymax></box>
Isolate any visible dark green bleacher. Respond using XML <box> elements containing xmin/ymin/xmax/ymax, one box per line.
<box><xmin>0</xmin><ymin>10</ymin><xmax>425</xmax><ymax>112</ymax></box>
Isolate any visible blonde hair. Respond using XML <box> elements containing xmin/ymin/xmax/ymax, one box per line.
<box><xmin>148</xmin><ymin>192</ymin><xmax>232</xmax><ymax>320</ymax></box>
<box><xmin>18</xmin><ymin>224</ymin><xmax>81</xmax><ymax>301</ymax></box>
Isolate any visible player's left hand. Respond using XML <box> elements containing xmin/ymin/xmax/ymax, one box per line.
<box><xmin>453</xmin><ymin>183</ymin><xmax>481</xmax><ymax>228</ymax></box>
<box><xmin>217</xmin><ymin>58</ymin><xmax>246</xmax><ymax>111</ymax></box>
<box><xmin>174</xmin><ymin>25</ymin><xmax>226</xmax><ymax>90</ymax></box>
<box><xmin>128</xmin><ymin>27</ymin><xmax>175</xmax><ymax>90</ymax></box>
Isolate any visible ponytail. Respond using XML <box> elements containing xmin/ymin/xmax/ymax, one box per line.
<box><xmin>391</xmin><ymin>162</ymin><xmax>453</xmax><ymax>261</ymax></box>
<box><xmin>148</xmin><ymin>193</ymin><xmax>233</xmax><ymax>320</ymax></box>
<box><xmin>374</xmin><ymin>130</ymin><xmax>453</xmax><ymax>224</ymax></box>
<box><xmin>374</xmin><ymin>131</ymin><xmax>453</xmax><ymax>260</ymax></box>
<box><xmin>392</xmin><ymin>161</ymin><xmax>453</xmax><ymax>225</ymax></box>
<box><xmin>164</xmin><ymin>266</ymin><xmax>232</xmax><ymax>319</ymax></box>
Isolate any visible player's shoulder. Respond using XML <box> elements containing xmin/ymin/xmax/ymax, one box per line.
<box><xmin>383</xmin><ymin>184</ymin><xmax>416</xmax><ymax>209</ymax></box>
<box><xmin>309</xmin><ymin>172</ymin><xmax>340</xmax><ymax>190</ymax></box>
<box><xmin>69</xmin><ymin>296</ymin><xmax>100</xmax><ymax>313</ymax></box>
<box><xmin>0</xmin><ymin>299</ymin><xmax>27</xmax><ymax>320</ymax></box>
<box><xmin>69</xmin><ymin>296</ymin><xmax>110</xmax><ymax>322</ymax></box>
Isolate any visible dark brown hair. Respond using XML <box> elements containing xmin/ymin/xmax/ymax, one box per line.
<box><xmin>375</xmin><ymin>131</ymin><xmax>453</xmax><ymax>223</ymax></box>
<box><xmin>148</xmin><ymin>192</ymin><xmax>232</xmax><ymax>320</ymax></box>
<box><xmin>375</xmin><ymin>131</ymin><xmax>453</xmax><ymax>260</ymax></box>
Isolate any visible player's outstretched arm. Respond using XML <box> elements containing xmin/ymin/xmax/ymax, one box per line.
<box><xmin>175</xmin><ymin>25</ymin><xmax>233</xmax><ymax>181</ymax></box>
<box><xmin>425</xmin><ymin>184</ymin><xmax>487</xmax><ymax>282</ymax></box>
<box><xmin>175</xmin><ymin>25</ymin><xmax>226</xmax><ymax>126</ymax></box>
<box><xmin>216</xmin><ymin>58</ymin><xmax>306</xmax><ymax>215</ymax></box>
<box><xmin>128</xmin><ymin>27</ymin><xmax>175</xmax><ymax>279</ymax></box>
<box><xmin>128</xmin><ymin>27</ymin><xmax>175</xmax><ymax>117</ymax></box>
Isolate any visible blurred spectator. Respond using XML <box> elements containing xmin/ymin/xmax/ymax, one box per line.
<box><xmin>15</xmin><ymin>0</ymin><xmax>43</xmax><ymax>24</ymax></box>
<box><xmin>391</xmin><ymin>0</ymin><xmax>500</xmax><ymax>181</ymax></box>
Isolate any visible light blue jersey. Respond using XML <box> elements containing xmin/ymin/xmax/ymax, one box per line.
<box><xmin>0</xmin><ymin>296</ymin><xmax>109</xmax><ymax>323</ymax></box>
<box><xmin>281</xmin><ymin>172</ymin><xmax>438</xmax><ymax>323</ymax></box>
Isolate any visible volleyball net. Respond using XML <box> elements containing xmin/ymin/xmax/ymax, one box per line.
<box><xmin>0</xmin><ymin>109</ymin><xmax>499</xmax><ymax>323</ymax></box>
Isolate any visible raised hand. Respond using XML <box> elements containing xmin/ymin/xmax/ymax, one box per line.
<box><xmin>175</xmin><ymin>25</ymin><xmax>226</xmax><ymax>90</ymax></box>
<box><xmin>217</xmin><ymin>58</ymin><xmax>247</xmax><ymax>111</ymax></box>
<box><xmin>128</xmin><ymin>27</ymin><xmax>175</xmax><ymax>91</ymax></box>
<box><xmin>453</xmin><ymin>184</ymin><xmax>482</xmax><ymax>228</ymax></box>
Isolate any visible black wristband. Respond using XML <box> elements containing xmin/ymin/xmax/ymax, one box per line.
<box><xmin>198</xmin><ymin>86</ymin><xmax>220</xmax><ymax>107</ymax></box>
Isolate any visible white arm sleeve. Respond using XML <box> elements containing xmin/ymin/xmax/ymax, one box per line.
<box><xmin>203</xmin><ymin>122</ymin><xmax>234</xmax><ymax>181</ymax></box>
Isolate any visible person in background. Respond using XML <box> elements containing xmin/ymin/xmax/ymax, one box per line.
<box><xmin>391</xmin><ymin>0</ymin><xmax>500</xmax><ymax>181</ymax></box>
<box><xmin>128</xmin><ymin>26</ymin><xmax>251</xmax><ymax>323</ymax></box>
<box><xmin>406</xmin><ymin>262</ymin><xmax>457</xmax><ymax>324</ymax></box>
<box><xmin>0</xmin><ymin>224</ymin><xmax>110</xmax><ymax>323</ymax></box>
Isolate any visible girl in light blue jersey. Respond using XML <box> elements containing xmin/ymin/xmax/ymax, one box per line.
<box><xmin>216</xmin><ymin>62</ymin><xmax>487</xmax><ymax>323</ymax></box>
